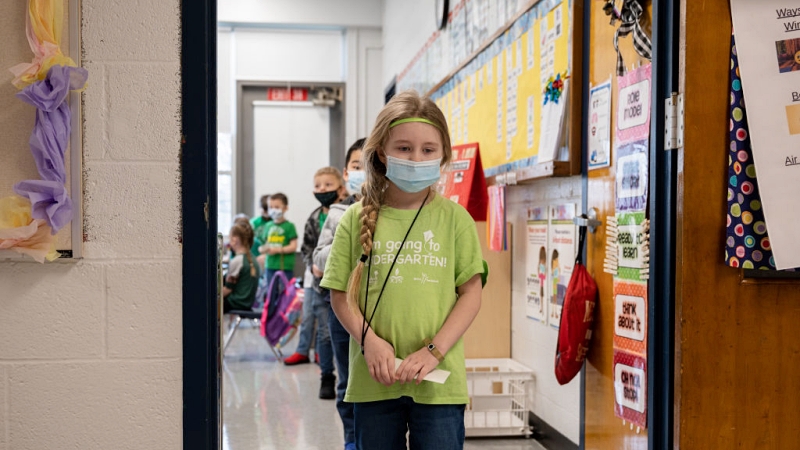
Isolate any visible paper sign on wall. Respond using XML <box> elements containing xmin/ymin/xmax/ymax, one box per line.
<box><xmin>548</xmin><ymin>203</ymin><xmax>577</xmax><ymax>328</ymax></box>
<box><xmin>588</xmin><ymin>80</ymin><xmax>612</xmax><ymax>170</ymax></box>
<box><xmin>615</xmin><ymin>140</ymin><xmax>648</xmax><ymax>212</ymax></box>
<box><xmin>488</xmin><ymin>185</ymin><xmax>507</xmax><ymax>252</ymax></box>
<box><xmin>615</xmin><ymin>211</ymin><xmax>648</xmax><ymax>281</ymax></box>
<box><xmin>616</xmin><ymin>64</ymin><xmax>651</xmax><ymax>143</ymax></box>
<box><xmin>728</xmin><ymin>1</ymin><xmax>800</xmax><ymax>269</ymax></box>
<box><xmin>526</xmin><ymin>207</ymin><xmax>548</xmax><ymax>322</ymax></box>
<box><xmin>613</xmin><ymin>350</ymin><xmax>647</xmax><ymax>429</ymax></box>
<box><xmin>613</xmin><ymin>279</ymin><xmax>647</xmax><ymax>356</ymax></box>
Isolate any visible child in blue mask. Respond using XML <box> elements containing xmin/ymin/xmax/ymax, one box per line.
<box><xmin>258</xmin><ymin>192</ymin><xmax>298</xmax><ymax>299</ymax></box>
<box><xmin>321</xmin><ymin>91</ymin><xmax>484</xmax><ymax>450</ymax></box>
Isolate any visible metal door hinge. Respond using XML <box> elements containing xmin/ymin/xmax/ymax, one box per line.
<box><xmin>664</xmin><ymin>93</ymin><xmax>684</xmax><ymax>150</ymax></box>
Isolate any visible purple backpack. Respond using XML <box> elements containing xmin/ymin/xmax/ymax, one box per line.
<box><xmin>259</xmin><ymin>272</ymin><xmax>301</xmax><ymax>347</ymax></box>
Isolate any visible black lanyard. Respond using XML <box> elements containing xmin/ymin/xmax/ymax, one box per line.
<box><xmin>360</xmin><ymin>190</ymin><xmax>430</xmax><ymax>354</ymax></box>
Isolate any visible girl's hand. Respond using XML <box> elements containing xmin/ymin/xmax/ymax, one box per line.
<box><xmin>395</xmin><ymin>347</ymin><xmax>440</xmax><ymax>385</ymax></box>
<box><xmin>363</xmin><ymin>333</ymin><xmax>396</xmax><ymax>386</ymax></box>
<box><xmin>266</xmin><ymin>246</ymin><xmax>279</xmax><ymax>255</ymax></box>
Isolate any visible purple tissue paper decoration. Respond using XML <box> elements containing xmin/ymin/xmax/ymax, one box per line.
<box><xmin>13</xmin><ymin>65</ymin><xmax>88</xmax><ymax>234</ymax></box>
<box><xmin>13</xmin><ymin>180</ymin><xmax>72</xmax><ymax>232</ymax></box>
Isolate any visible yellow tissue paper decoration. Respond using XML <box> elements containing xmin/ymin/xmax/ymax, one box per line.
<box><xmin>0</xmin><ymin>196</ymin><xmax>59</xmax><ymax>262</ymax></box>
<box><xmin>8</xmin><ymin>0</ymin><xmax>78</xmax><ymax>89</ymax></box>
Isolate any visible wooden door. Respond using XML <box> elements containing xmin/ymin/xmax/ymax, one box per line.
<box><xmin>584</xmin><ymin>1</ymin><xmax>652</xmax><ymax>448</ymax></box>
<box><xmin>676</xmin><ymin>0</ymin><xmax>800</xmax><ymax>447</ymax></box>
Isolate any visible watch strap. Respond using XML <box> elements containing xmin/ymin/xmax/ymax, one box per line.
<box><xmin>423</xmin><ymin>338</ymin><xmax>445</xmax><ymax>363</ymax></box>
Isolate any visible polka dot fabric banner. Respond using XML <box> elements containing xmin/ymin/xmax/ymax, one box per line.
<box><xmin>726</xmin><ymin>34</ymin><xmax>777</xmax><ymax>270</ymax></box>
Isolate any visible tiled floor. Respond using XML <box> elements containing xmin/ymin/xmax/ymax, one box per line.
<box><xmin>222</xmin><ymin>322</ymin><xmax>546</xmax><ymax>450</ymax></box>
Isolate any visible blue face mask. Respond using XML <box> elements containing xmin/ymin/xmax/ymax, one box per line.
<box><xmin>346</xmin><ymin>170</ymin><xmax>366</xmax><ymax>194</ymax></box>
<box><xmin>385</xmin><ymin>155</ymin><xmax>442</xmax><ymax>193</ymax></box>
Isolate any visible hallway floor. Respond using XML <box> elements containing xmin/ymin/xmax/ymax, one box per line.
<box><xmin>222</xmin><ymin>323</ymin><xmax>546</xmax><ymax>450</ymax></box>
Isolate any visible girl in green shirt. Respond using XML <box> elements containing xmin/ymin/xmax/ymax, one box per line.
<box><xmin>321</xmin><ymin>91</ymin><xmax>484</xmax><ymax>449</ymax></box>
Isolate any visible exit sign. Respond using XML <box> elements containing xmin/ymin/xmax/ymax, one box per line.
<box><xmin>267</xmin><ymin>87</ymin><xmax>308</xmax><ymax>101</ymax></box>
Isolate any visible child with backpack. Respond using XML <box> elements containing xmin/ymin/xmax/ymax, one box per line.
<box><xmin>321</xmin><ymin>91</ymin><xmax>484</xmax><ymax>449</ymax></box>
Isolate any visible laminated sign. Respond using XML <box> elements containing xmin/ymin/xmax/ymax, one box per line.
<box><xmin>729</xmin><ymin>0</ymin><xmax>800</xmax><ymax>268</ymax></box>
<box><xmin>438</xmin><ymin>143</ymin><xmax>488</xmax><ymax>222</ymax></box>
<box><xmin>613</xmin><ymin>350</ymin><xmax>647</xmax><ymax>429</ymax></box>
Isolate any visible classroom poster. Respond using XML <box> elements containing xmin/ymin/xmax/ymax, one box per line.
<box><xmin>525</xmin><ymin>207</ymin><xmax>548</xmax><ymax>322</ymax></box>
<box><xmin>613</xmin><ymin>350</ymin><xmax>647</xmax><ymax>429</ymax></box>
<box><xmin>588</xmin><ymin>80</ymin><xmax>612</xmax><ymax>170</ymax></box>
<box><xmin>616</xmin><ymin>211</ymin><xmax>648</xmax><ymax>280</ymax></box>
<box><xmin>548</xmin><ymin>203</ymin><xmax>577</xmax><ymax>328</ymax></box>
<box><xmin>488</xmin><ymin>185</ymin><xmax>507</xmax><ymax>252</ymax></box>
<box><xmin>728</xmin><ymin>1</ymin><xmax>800</xmax><ymax>269</ymax></box>
<box><xmin>611</xmin><ymin>64</ymin><xmax>651</xmax><ymax>426</ymax></box>
<box><xmin>613</xmin><ymin>279</ymin><xmax>647</xmax><ymax>356</ymax></box>
<box><xmin>615</xmin><ymin>139</ymin><xmax>649</xmax><ymax>212</ymax></box>
<box><xmin>616</xmin><ymin>64</ymin><xmax>651</xmax><ymax>143</ymax></box>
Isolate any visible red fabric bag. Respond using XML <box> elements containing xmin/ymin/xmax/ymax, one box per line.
<box><xmin>555</xmin><ymin>225</ymin><xmax>598</xmax><ymax>385</ymax></box>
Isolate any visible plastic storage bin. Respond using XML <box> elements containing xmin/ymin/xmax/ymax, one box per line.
<box><xmin>464</xmin><ymin>358</ymin><xmax>534</xmax><ymax>437</ymax></box>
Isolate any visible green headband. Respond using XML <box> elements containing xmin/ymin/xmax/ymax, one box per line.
<box><xmin>389</xmin><ymin>117</ymin><xmax>440</xmax><ymax>130</ymax></box>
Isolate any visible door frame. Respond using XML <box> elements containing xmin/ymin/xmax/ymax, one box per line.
<box><xmin>647</xmin><ymin>0</ymin><xmax>680</xmax><ymax>448</ymax></box>
<box><xmin>182</xmin><ymin>0</ymin><xmax>220</xmax><ymax>448</ymax></box>
<box><xmin>236</xmin><ymin>80</ymin><xmax>347</xmax><ymax>217</ymax></box>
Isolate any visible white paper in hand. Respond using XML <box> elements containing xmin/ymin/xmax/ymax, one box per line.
<box><xmin>394</xmin><ymin>358</ymin><xmax>451</xmax><ymax>384</ymax></box>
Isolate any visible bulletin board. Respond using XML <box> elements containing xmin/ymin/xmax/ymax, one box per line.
<box><xmin>396</xmin><ymin>0</ymin><xmax>584</xmax><ymax>182</ymax></box>
<box><xmin>0</xmin><ymin>0</ymin><xmax>83</xmax><ymax>260</ymax></box>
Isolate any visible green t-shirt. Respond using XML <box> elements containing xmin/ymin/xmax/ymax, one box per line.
<box><xmin>264</xmin><ymin>220</ymin><xmax>298</xmax><ymax>270</ymax></box>
<box><xmin>320</xmin><ymin>194</ymin><xmax>484</xmax><ymax>405</ymax></box>
<box><xmin>251</xmin><ymin>215</ymin><xmax>272</xmax><ymax>243</ymax></box>
<box><xmin>318</xmin><ymin>211</ymin><xmax>328</xmax><ymax>232</ymax></box>
<box><xmin>225</xmin><ymin>254</ymin><xmax>259</xmax><ymax>310</ymax></box>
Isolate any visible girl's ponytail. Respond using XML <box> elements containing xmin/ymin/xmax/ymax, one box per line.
<box><xmin>231</xmin><ymin>222</ymin><xmax>257</xmax><ymax>277</ymax></box>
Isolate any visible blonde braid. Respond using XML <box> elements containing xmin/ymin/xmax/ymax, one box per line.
<box><xmin>345</xmin><ymin>174</ymin><xmax>384</xmax><ymax>314</ymax></box>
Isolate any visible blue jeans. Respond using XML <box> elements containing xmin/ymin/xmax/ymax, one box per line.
<box><xmin>295</xmin><ymin>288</ymin><xmax>334</xmax><ymax>375</ymax></box>
<box><xmin>329</xmin><ymin>303</ymin><xmax>354</xmax><ymax>444</ymax></box>
<box><xmin>354</xmin><ymin>397</ymin><xmax>466</xmax><ymax>450</ymax></box>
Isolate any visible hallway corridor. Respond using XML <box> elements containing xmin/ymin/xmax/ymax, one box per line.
<box><xmin>222</xmin><ymin>323</ymin><xmax>547</xmax><ymax>450</ymax></box>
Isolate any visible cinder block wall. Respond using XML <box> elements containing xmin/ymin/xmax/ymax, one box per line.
<box><xmin>0</xmin><ymin>1</ymin><xmax>183</xmax><ymax>448</ymax></box>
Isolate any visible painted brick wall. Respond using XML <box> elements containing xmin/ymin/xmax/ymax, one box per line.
<box><xmin>0</xmin><ymin>0</ymin><xmax>183</xmax><ymax>448</ymax></box>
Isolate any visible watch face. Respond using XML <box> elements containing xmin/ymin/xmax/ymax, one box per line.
<box><xmin>428</xmin><ymin>343</ymin><xmax>436</xmax><ymax>351</ymax></box>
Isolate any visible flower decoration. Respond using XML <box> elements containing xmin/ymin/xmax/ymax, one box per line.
<box><xmin>543</xmin><ymin>73</ymin><xmax>568</xmax><ymax>105</ymax></box>
<box><xmin>2</xmin><ymin>0</ymin><xmax>88</xmax><ymax>263</ymax></box>
<box><xmin>0</xmin><ymin>196</ymin><xmax>58</xmax><ymax>262</ymax></box>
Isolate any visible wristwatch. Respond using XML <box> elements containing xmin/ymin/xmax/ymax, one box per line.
<box><xmin>423</xmin><ymin>338</ymin><xmax>445</xmax><ymax>363</ymax></box>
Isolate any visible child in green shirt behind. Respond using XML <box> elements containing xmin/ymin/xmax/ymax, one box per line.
<box><xmin>258</xmin><ymin>192</ymin><xmax>298</xmax><ymax>289</ymax></box>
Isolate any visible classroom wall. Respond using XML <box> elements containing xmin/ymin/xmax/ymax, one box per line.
<box><xmin>382</xmin><ymin>0</ymin><xmax>436</xmax><ymax>88</ymax></box>
<box><xmin>0</xmin><ymin>0</ymin><xmax>182</xmax><ymax>448</ymax></box>
<box><xmin>218</xmin><ymin>0</ymin><xmax>382</xmax><ymax>28</ymax></box>
<box><xmin>507</xmin><ymin>179</ymin><xmax>582</xmax><ymax>445</ymax></box>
